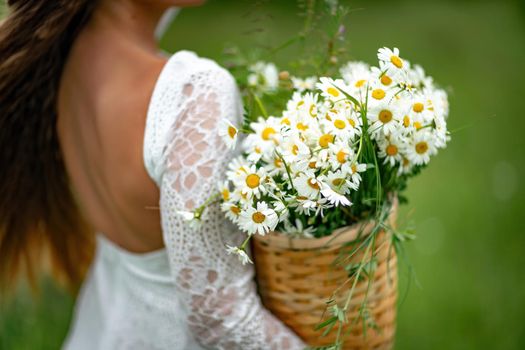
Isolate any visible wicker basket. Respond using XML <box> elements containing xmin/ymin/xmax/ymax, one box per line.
<box><xmin>252</xmin><ymin>205</ymin><xmax>398</xmax><ymax>349</ymax></box>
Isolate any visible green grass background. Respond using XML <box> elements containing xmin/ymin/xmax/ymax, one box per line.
<box><xmin>1</xmin><ymin>0</ymin><xmax>524</xmax><ymax>349</ymax></box>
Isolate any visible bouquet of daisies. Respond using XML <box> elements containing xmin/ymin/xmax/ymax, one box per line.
<box><xmin>214</xmin><ymin>47</ymin><xmax>449</xmax><ymax>261</ymax></box>
<box><xmin>172</xmin><ymin>3</ymin><xmax>452</xmax><ymax>347</ymax></box>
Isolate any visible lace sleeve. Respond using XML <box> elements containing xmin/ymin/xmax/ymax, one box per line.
<box><xmin>158</xmin><ymin>64</ymin><xmax>306</xmax><ymax>350</ymax></box>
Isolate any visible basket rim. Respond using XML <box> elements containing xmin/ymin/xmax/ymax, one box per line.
<box><xmin>253</xmin><ymin>197</ymin><xmax>398</xmax><ymax>250</ymax></box>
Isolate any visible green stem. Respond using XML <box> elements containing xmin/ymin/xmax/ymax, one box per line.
<box><xmin>275</xmin><ymin>151</ymin><xmax>296</xmax><ymax>192</ymax></box>
<box><xmin>239</xmin><ymin>234</ymin><xmax>252</xmax><ymax>250</ymax></box>
<box><xmin>252</xmin><ymin>91</ymin><xmax>268</xmax><ymax>119</ymax></box>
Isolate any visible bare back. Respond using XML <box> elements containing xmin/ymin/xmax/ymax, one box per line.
<box><xmin>57</xmin><ymin>26</ymin><xmax>168</xmax><ymax>253</ymax></box>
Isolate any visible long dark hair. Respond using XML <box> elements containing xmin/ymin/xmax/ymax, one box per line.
<box><xmin>0</xmin><ymin>0</ymin><xmax>99</xmax><ymax>293</ymax></box>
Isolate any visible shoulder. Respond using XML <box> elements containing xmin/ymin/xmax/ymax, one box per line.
<box><xmin>144</xmin><ymin>51</ymin><xmax>241</xmax><ymax>186</ymax></box>
<box><xmin>161</xmin><ymin>50</ymin><xmax>238</xmax><ymax>97</ymax></box>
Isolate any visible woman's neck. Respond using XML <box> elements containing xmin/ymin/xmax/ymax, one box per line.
<box><xmin>89</xmin><ymin>0</ymin><xmax>168</xmax><ymax>54</ymax></box>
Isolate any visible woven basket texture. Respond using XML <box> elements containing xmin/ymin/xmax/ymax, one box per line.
<box><xmin>252</xmin><ymin>208</ymin><xmax>398</xmax><ymax>350</ymax></box>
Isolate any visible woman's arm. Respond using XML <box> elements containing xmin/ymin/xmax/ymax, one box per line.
<box><xmin>158</xmin><ymin>63</ymin><xmax>306</xmax><ymax>350</ymax></box>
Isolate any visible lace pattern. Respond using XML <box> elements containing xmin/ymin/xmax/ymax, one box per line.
<box><xmin>147</xmin><ymin>52</ymin><xmax>306</xmax><ymax>349</ymax></box>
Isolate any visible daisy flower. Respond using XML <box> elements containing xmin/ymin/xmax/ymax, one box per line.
<box><xmin>405</xmin><ymin>130</ymin><xmax>437</xmax><ymax>165</ymax></box>
<box><xmin>244</xmin><ymin>116</ymin><xmax>282</xmax><ymax>156</ymax></box>
<box><xmin>293</xmin><ymin>172</ymin><xmax>323</xmax><ymax>200</ymax></box>
<box><xmin>217</xmin><ymin>181</ymin><xmax>234</xmax><ymax>202</ymax></box>
<box><xmin>221</xmin><ymin>201</ymin><xmax>242</xmax><ymax>223</ymax></box>
<box><xmin>378</xmin><ymin>135</ymin><xmax>405</xmax><ymax>167</ymax></box>
<box><xmin>340</xmin><ymin>61</ymin><xmax>371</xmax><ymax>91</ymax></box>
<box><xmin>225</xmin><ymin>244</ymin><xmax>253</xmax><ymax>265</ymax></box>
<box><xmin>322</xmin><ymin>107</ymin><xmax>360</xmax><ymax>140</ymax></box>
<box><xmin>226</xmin><ymin>156</ymin><xmax>251</xmax><ymax>183</ymax></box>
<box><xmin>328</xmin><ymin>142</ymin><xmax>355</xmax><ymax>170</ymax></box>
<box><xmin>368</xmin><ymin>101</ymin><xmax>402</xmax><ymax>137</ymax></box>
<box><xmin>320</xmin><ymin>185</ymin><xmax>351</xmax><ymax>207</ymax></box>
<box><xmin>282</xmin><ymin>219</ymin><xmax>316</xmax><ymax>238</ymax></box>
<box><xmin>406</xmin><ymin>64</ymin><xmax>433</xmax><ymax>88</ymax></box>
<box><xmin>397</xmin><ymin>157</ymin><xmax>414</xmax><ymax>176</ymax></box>
<box><xmin>431</xmin><ymin>88</ymin><xmax>449</xmax><ymax>120</ymax></box>
<box><xmin>248</xmin><ymin>61</ymin><xmax>279</xmax><ymax>93</ymax></box>
<box><xmin>262</xmin><ymin>153</ymin><xmax>287</xmax><ymax>177</ymax></box>
<box><xmin>291</xmin><ymin>76</ymin><xmax>317</xmax><ymax>92</ymax></box>
<box><xmin>321</xmin><ymin>169</ymin><xmax>353</xmax><ymax>195</ymax></box>
<box><xmin>377</xmin><ymin>47</ymin><xmax>408</xmax><ymax>77</ymax></box>
<box><xmin>297</xmin><ymin>92</ymin><xmax>320</xmax><ymax>119</ymax></box>
<box><xmin>278</xmin><ymin>135</ymin><xmax>310</xmax><ymax>165</ymax></box>
<box><xmin>177</xmin><ymin>210</ymin><xmax>204</xmax><ymax>229</ymax></box>
<box><xmin>292</xmin><ymin>197</ymin><xmax>332</xmax><ymax>217</ymax></box>
<box><xmin>433</xmin><ymin>115</ymin><xmax>449</xmax><ymax>149</ymax></box>
<box><xmin>348</xmin><ymin>162</ymin><xmax>367</xmax><ymax>190</ymax></box>
<box><xmin>235</xmin><ymin>165</ymin><xmax>267</xmax><ymax>199</ymax></box>
<box><xmin>218</xmin><ymin>118</ymin><xmax>238</xmax><ymax>150</ymax></box>
<box><xmin>370</xmin><ymin>66</ymin><xmax>398</xmax><ymax>90</ymax></box>
<box><xmin>408</xmin><ymin>94</ymin><xmax>434</xmax><ymax>125</ymax></box>
<box><xmin>316</xmin><ymin>77</ymin><xmax>347</xmax><ymax>102</ymax></box>
<box><xmin>239</xmin><ymin>202</ymin><xmax>279</xmax><ymax>235</ymax></box>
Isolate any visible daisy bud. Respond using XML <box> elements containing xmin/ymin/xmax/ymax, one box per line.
<box><xmin>279</xmin><ymin>71</ymin><xmax>290</xmax><ymax>80</ymax></box>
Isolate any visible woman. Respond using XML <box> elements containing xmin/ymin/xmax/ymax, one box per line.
<box><xmin>0</xmin><ymin>1</ymin><xmax>306</xmax><ymax>349</ymax></box>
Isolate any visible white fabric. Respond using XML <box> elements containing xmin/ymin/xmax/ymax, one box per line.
<box><xmin>63</xmin><ymin>50</ymin><xmax>306</xmax><ymax>350</ymax></box>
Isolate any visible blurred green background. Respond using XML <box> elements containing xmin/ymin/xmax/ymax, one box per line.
<box><xmin>1</xmin><ymin>0</ymin><xmax>524</xmax><ymax>349</ymax></box>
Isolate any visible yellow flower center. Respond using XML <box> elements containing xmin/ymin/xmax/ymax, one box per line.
<box><xmin>297</xmin><ymin>100</ymin><xmax>305</xmax><ymax>108</ymax></box>
<box><xmin>348</xmin><ymin>118</ymin><xmax>356</xmax><ymax>127</ymax></box>
<box><xmin>380</xmin><ymin>75</ymin><xmax>392</xmax><ymax>86</ymax></box>
<box><xmin>309</xmin><ymin>104</ymin><xmax>317</xmax><ymax>117</ymax></box>
<box><xmin>336</xmin><ymin>150</ymin><xmax>347</xmax><ymax>164</ymax></box>
<box><xmin>412</xmin><ymin>103</ymin><xmax>424</xmax><ymax>113</ymax></box>
<box><xmin>307</xmin><ymin>178</ymin><xmax>320</xmax><ymax>190</ymax></box>
<box><xmin>221</xmin><ymin>189</ymin><xmax>230</xmax><ymax>200</ymax></box>
<box><xmin>403</xmin><ymin>158</ymin><xmax>410</xmax><ymax>166</ymax></box>
<box><xmin>379</xmin><ymin>110</ymin><xmax>393</xmax><ymax>123</ymax></box>
<box><xmin>281</xmin><ymin>118</ymin><xmax>291</xmax><ymax>125</ymax></box>
<box><xmin>252</xmin><ymin>211</ymin><xmax>266</xmax><ymax>224</ymax></box>
<box><xmin>403</xmin><ymin>115</ymin><xmax>410</xmax><ymax>127</ymax></box>
<box><xmin>292</xmin><ymin>144</ymin><xmax>299</xmax><ymax>155</ymax></box>
<box><xmin>297</xmin><ymin>122</ymin><xmax>308</xmax><ymax>131</ymax></box>
<box><xmin>261</xmin><ymin>127</ymin><xmax>276</xmax><ymax>141</ymax></box>
<box><xmin>355</xmin><ymin>79</ymin><xmax>366</xmax><ymax>88</ymax></box>
<box><xmin>386</xmin><ymin>144</ymin><xmax>398</xmax><ymax>156</ymax></box>
<box><xmin>246</xmin><ymin>174</ymin><xmax>260</xmax><ymax>189</ymax></box>
<box><xmin>274</xmin><ymin>158</ymin><xmax>282</xmax><ymax>168</ymax></box>
<box><xmin>334</xmin><ymin>119</ymin><xmax>346</xmax><ymax>130</ymax></box>
<box><xmin>390</xmin><ymin>55</ymin><xmax>403</xmax><ymax>68</ymax></box>
<box><xmin>327</xmin><ymin>87</ymin><xmax>340</xmax><ymax>97</ymax></box>
<box><xmin>414</xmin><ymin>122</ymin><xmax>422</xmax><ymax>130</ymax></box>
<box><xmin>371</xmin><ymin>89</ymin><xmax>386</xmax><ymax>100</ymax></box>
<box><xmin>228</xmin><ymin>126</ymin><xmax>237</xmax><ymax>139</ymax></box>
<box><xmin>351</xmin><ymin>164</ymin><xmax>357</xmax><ymax>173</ymax></box>
<box><xmin>230</xmin><ymin>206</ymin><xmax>240</xmax><ymax>215</ymax></box>
<box><xmin>318</xmin><ymin>134</ymin><xmax>334</xmax><ymax>148</ymax></box>
<box><xmin>308</xmin><ymin>161</ymin><xmax>317</xmax><ymax>169</ymax></box>
<box><xmin>415</xmin><ymin>142</ymin><xmax>429</xmax><ymax>154</ymax></box>
<box><xmin>332</xmin><ymin>178</ymin><xmax>344</xmax><ymax>187</ymax></box>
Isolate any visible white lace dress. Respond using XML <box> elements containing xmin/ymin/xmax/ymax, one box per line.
<box><xmin>62</xmin><ymin>50</ymin><xmax>307</xmax><ymax>350</ymax></box>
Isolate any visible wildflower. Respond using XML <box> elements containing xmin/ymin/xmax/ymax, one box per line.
<box><xmin>239</xmin><ymin>202</ymin><xmax>279</xmax><ymax>235</ymax></box>
<box><xmin>291</xmin><ymin>76</ymin><xmax>317</xmax><ymax>92</ymax></box>
<box><xmin>225</xmin><ymin>245</ymin><xmax>253</xmax><ymax>265</ymax></box>
<box><xmin>405</xmin><ymin>130</ymin><xmax>437</xmax><ymax>165</ymax></box>
<box><xmin>377</xmin><ymin>47</ymin><xmax>408</xmax><ymax>77</ymax></box>
<box><xmin>177</xmin><ymin>210</ymin><xmax>203</xmax><ymax>229</ymax></box>
<box><xmin>218</xmin><ymin>118</ymin><xmax>238</xmax><ymax>149</ymax></box>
